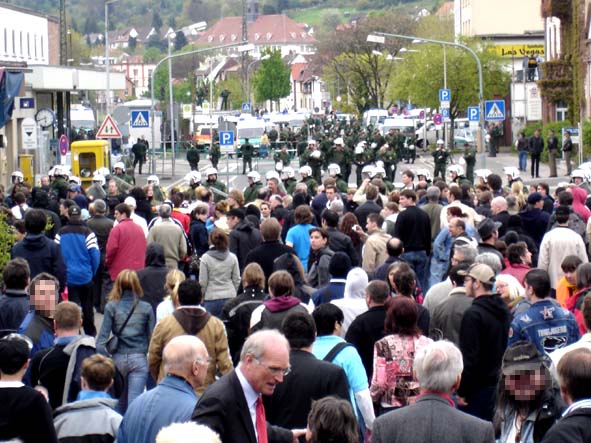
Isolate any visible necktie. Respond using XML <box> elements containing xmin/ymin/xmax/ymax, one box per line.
<box><xmin>256</xmin><ymin>396</ymin><xmax>268</xmax><ymax>443</ymax></box>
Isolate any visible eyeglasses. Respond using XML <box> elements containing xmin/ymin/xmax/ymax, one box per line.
<box><xmin>253</xmin><ymin>357</ymin><xmax>291</xmax><ymax>377</ymax></box>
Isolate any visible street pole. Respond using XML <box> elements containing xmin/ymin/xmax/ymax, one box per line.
<box><xmin>104</xmin><ymin>0</ymin><xmax>119</xmax><ymax>116</ymax></box>
<box><xmin>368</xmin><ymin>32</ymin><xmax>485</xmax><ymax>167</ymax></box>
<box><xmin>168</xmin><ymin>36</ymin><xmax>176</xmax><ymax>177</ymax></box>
<box><xmin>149</xmin><ymin>42</ymin><xmax>251</xmax><ymax>174</ymax></box>
<box><xmin>443</xmin><ymin>45</ymin><xmax>447</xmax><ymax>147</ymax></box>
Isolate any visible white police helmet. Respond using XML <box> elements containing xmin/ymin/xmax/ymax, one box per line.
<box><xmin>92</xmin><ymin>174</ymin><xmax>106</xmax><ymax>186</ymax></box>
<box><xmin>113</xmin><ymin>161</ymin><xmax>126</xmax><ymax>172</ymax></box>
<box><xmin>436</xmin><ymin>139</ymin><xmax>445</xmax><ymax>145</ymax></box>
<box><xmin>354</xmin><ymin>143</ymin><xmax>365</xmax><ymax>155</ymax></box>
<box><xmin>572</xmin><ymin>169</ymin><xmax>588</xmax><ymax>181</ymax></box>
<box><xmin>147</xmin><ymin>175</ymin><xmax>160</xmax><ymax>186</ymax></box>
<box><xmin>448</xmin><ymin>165</ymin><xmax>465</xmax><ymax>177</ymax></box>
<box><xmin>474</xmin><ymin>169</ymin><xmax>492</xmax><ymax>182</ymax></box>
<box><xmin>361</xmin><ymin>165</ymin><xmax>375</xmax><ymax>177</ymax></box>
<box><xmin>247</xmin><ymin>171</ymin><xmax>261</xmax><ymax>183</ymax></box>
<box><xmin>11</xmin><ymin>171</ymin><xmax>24</xmax><ymax>183</ymax></box>
<box><xmin>503</xmin><ymin>166</ymin><xmax>520</xmax><ymax>180</ymax></box>
<box><xmin>184</xmin><ymin>171</ymin><xmax>201</xmax><ymax>185</ymax></box>
<box><xmin>281</xmin><ymin>167</ymin><xmax>295</xmax><ymax>179</ymax></box>
<box><xmin>416</xmin><ymin>169</ymin><xmax>431</xmax><ymax>182</ymax></box>
<box><xmin>266</xmin><ymin>170</ymin><xmax>280</xmax><ymax>182</ymax></box>
<box><xmin>205</xmin><ymin>167</ymin><xmax>218</xmax><ymax>177</ymax></box>
<box><xmin>327</xmin><ymin>164</ymin><xmax>341</xmax><ymax>176</ymax></box>
<box><xmin>334</xmin><ymin>137</ymin><xmax>344</xmax><ymax>146</ymax></box>
<box><xmin>299</xmin><ymin>165</ymin><xmax>312</xmax><ymax>177</ymax></box>
<box><xmin>69</xmin><ymin>176</ymin><xmax>82</xmax><ymax>185</ymax></box>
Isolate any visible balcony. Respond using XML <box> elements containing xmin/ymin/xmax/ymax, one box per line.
<box><xmin>541</xmin><ymin>0</ymin><xmax>571</xmax><ymax>20</ymax></box>
<box><xmin>538</xmin><ymin>59</ymin><xmax>573</xmax><ymax>102</ymax></box>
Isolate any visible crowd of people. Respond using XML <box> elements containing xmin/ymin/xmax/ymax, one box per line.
<box><xmin>1</xmin><ymin>114</ymin><xmax>591</xmax><ymax>443</ymax></box>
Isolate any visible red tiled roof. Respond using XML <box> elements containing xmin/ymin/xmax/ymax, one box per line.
<box><xmin>436</xmin><ymin>2</ymin><xmax>454</xmax><ymax>16</ymax></box>
<box><xmin>291</xmin><ymin>63</ymin><xmax>307</xmax><ymax>81</ymax></box>
<box><xmin>196</xmin><ymin>14</ymin><xmax>316</xmax><ymax>46</ymax></box>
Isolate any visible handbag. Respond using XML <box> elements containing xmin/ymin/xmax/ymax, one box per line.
<box><xmin>105</xmin><ymin>298</ymin><xmax>138</xmax><ymax>355</ymax></box>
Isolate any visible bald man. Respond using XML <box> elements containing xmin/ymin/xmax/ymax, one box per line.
<box><xmin>118</xmin><ymin>336</ymin><xmax>209</xmax><ymax>443</ymax></box>
<box><xmin>490</xmin><ymin>197</ymin><xmax>510</xmax><ymax>237</ymax></box>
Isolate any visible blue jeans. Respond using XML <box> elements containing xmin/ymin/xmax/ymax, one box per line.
<box><xmin>204</xmin><ymin>298</ymin><xmax>230</xmax><ymax>319</ymax></box>
<box><xmin>113</xmin><ymin>353</ymin><xmax>148</xmax><ymax>414</ymax></box>
<box><xmin>518</xmin><ymin>151</ymin><xmax>528</xmax><ymax>172</ymax></box>
<box><xmin>400</xmin><ymin>250</ymin><xmax>428</xmax><ymax>293</ymax></box>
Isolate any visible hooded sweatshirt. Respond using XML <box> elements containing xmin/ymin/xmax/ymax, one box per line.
<box><xmin>250</xmin><ymin>295</ymin><xmax>308</xmax><ymax>331</ymax></box>
<box><xmin>173</xmin><ymin>307</ymin><xmax>212</xmax><ymax>335</ymax></box>
<box><xmin>458</xmin><ymin>293</ymin><xmax>511</xmax><ymax>398</ymax></box>
<box><xmin>572</xmin><ymin>187</ymin><xmax>591</xmax><ymax>223</ymax></box>
<box><xmin>331</xmin><ymin>267</ymin><xmax>369</xmax><ymax>337</ymax></box>
<box><xmin>137</xmin><ymin>243</ymin><xmax>170</xmax><ymax>314</ymax></box>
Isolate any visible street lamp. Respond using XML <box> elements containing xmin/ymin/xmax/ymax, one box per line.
<box><xmin>246</xmin><ymin>54</ymin><xmax>270</xmax><ymax>110</ymax></box>
<box><xmin>149</xmin><ymin>42</ymin><xmax>255</xmax><ymax>174</ymax></box>
<box><xmin>367</xmin><ymin>32</ymin><xmax>486</xmax><ymax>167</ymax></box>
<box><xmin>104</xmin><ymin>0</ymin><xmax>120</xmax><ymax>116</ymax></box>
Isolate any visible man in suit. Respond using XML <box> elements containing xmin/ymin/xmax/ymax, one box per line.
<box><xmin>192</xmin><ymin>330</ymin><xmax>304</xmax><ymax>443</ymax></box>
<box><xmin>264</xmin><ymin>311</ymin><xmax>350</xmax><ymax>429</ymax></box>
<box><xmin>372</xmin><ymin>340</ymin><xmax>494</xmax><ymax>443</ymax></box>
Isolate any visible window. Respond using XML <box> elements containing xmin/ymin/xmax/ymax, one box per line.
<box><xmin>41</xmin><ymin>35</ymin><xmax>44</xmax><ymax>58</ymax></box>
<box><xmin>3</xmin><ymin>29</ymin><xmax>6</xmax><ymax>54</ymax></box>
<box><xmin>12</xmin><ymin>30</ymin><xmax>16</xmax><ymax>54</ymax></box>
<box><xmin>34</xmin><ymin>34</ymin><xmax>37</xmax><ymax>58</ymax></box>
<box><xmin>20</xmin><ymin>31</ymin><xmax>23</xmax><ymax>55</ymax></box>
<box><xmin>133</xmin><ymin>69</ymin><xmax>138</xmax><ymax>79</ymax></box>
<box><xmin>27</xmin><ymin>33</ymin><xmax>30</xmax><ymax>57</ymax></box>
<box><xmin>556</xmin><ymin>100</ymin><xmax>568</xmax><ymax>121</ymax></box>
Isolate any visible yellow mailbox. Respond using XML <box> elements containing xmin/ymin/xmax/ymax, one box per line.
<box><xmin>18</xmin><ymin>154</ymin><xmax>34</xmax><ymax>185</ymax></box>
<box><xmin>70</xmin><ymin>140</ymin><xmax>111</xmax><ymax>188</ymax></box>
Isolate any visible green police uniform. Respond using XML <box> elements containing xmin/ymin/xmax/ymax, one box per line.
<box><xmin>205</xmin><ymin>179</ymin><xmax>227</xmax><ymax>203</ymax></box>
<box><xmin>273</xmin><ymin>149</ymin><xmax>291</xmax><ymax>168</ymax></box>
<box><xmin>433</xmin><ymin>148</ymin><xmax>449</xmax><ymax>180</ymax></box>
<box><xmin>241</xmin><ymin>141</ymin><xmax>254</xmax><ymax>174</ymax></box>
<box><xmin>302</xmin><ymin>176</ymin><xmax>318</xmax><ymax>196</ymax></box>
<box><xmin>210</xmin><ymin>143</ymin><xmax>221</xmax><ymax>169</ymax></box>
<box><xmin>186</xmin><ymin>146</ymin><xmax>200</xmax><ymax>171</ymax></box>
<box><xmin>243</xmin><ymin>182</ymin><xmax>263</xmax><ymax>203</ymax></box>
<box><xmin>463</xmin><ymin>147</ymin><xmax>476</xmax><ymax>183</ymax></box>
<box><xmin>285</xmin><ymin>178</ymin><xmax>297</xmax><ymax>195</ymax></box>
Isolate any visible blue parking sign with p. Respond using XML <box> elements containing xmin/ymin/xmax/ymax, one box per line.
<box><xmin>468</xmin><ymin>106</ymin><xmax>480</xmax><ymax>121</ymax></box>
<box><xmin>439</xmin><ymin>89</ymin><xmax>451</xmax><ymax>102</ymax></box>
<box><xmin>219</xmin><ymin>131</ymin><xmax>234</xmax><ymax>146</ymax></box>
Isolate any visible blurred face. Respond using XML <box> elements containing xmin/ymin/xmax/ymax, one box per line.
<box><xmin>146</xmin><ymin>185</ymin><xmax>154</xmax><ymax>198</ymax></box>
<box><xmin>505</xmin><ymin>368</ymin><xmax>546</xmax><ymax>401</ymax></box>
<box><xmin>227</xmin><ymin>215</ymin><xmax>239</xmax><ymax>229</ymax></box>
<box><xmin>115</xmin><ymin>167</ymin><xmax>123</xmax><ymax>175</ymax></box>
<box><xmin>325</xmin><ymin>188</ymin><xmax>335</xmax><ymax>201</ymax></box>
<box><xmin>448</xmin><ymin>220</ymin><xmax>462</xmax><ymax>237</ymax></box>
<box><xmin>242</xmin><ymin>344</ymin><xmax>290</xmax><ymax>396</ymax></box>
<box><xmin>402</xmin><ymin>174</ymin><xmax>412</xmax><ymax>185</ymax></box>
<box><xmin>108</xmin><ymin>181</ymin><xmax>117</xmax><ymax>194</ymax></box>
<box><xmin>31</xmin><ymin>280</ymin><xmax>58</xmax><ymax>317</ymax></box>
<box><xmin>536</xmin><ymin>185</ymin><xmax>547</xmax><ymax>196</ymax></box>
<box><xmin>268</xmin><ymin>179</ymin><xmax>278</xmax><ymax>193</ymax></box>
<box><xmin>522</xmin><ymin>249</ymin><xmax>532</xmax><ymax>265</ymax></box>
<box><xmin>464</xmin><ymin>276</ymin><xmax>477</xmax><ymax>297</ymax></box>
<box><xmin>310</xmin><ymin>231</ymin><xmax>327</xmax><ymax>250</ymax></box>
<box><xmin>260</xmin><ymin>204</ymin><xmax>271</xmax><ymax>218</ymax></box>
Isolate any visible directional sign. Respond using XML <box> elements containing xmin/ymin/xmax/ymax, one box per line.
<box><xmin>21</xmin><ymin>118</ymin><xmax>38</xmax><ymax>150</ymax></box>
<box><xmin>484</xmin><ymin>100</ymin><xmax>506</xmax><ymax>122</ymax></box>
<box><xmin>96</xmin><ymin>114</ymin><xmax>122</xmax><ymax>139</ymax></box>
<box><xmin>59</xmin><ymin>134</ymin><xmax>69</xmax><ymax>156</ymax></box>
<box><xmin>439</xmin><ymin>89</ymin><xmax>451</xmax><ymax>102</ymax></box>
<box><xmin>242</xmin><ymin>102</ymin><xmax>252</xmax><ymax>113</ymax></box>
<box><xmin>441</xmin><ymin>108</ymin><xmax>450</xmax><ymax>119</ymax></box>
<box><xmin>433</xmin><ymin>113</ymin><xmax>442</xmax><ymax>125</ymax></box>
<box><xmin>468</xmin><ymin>106</ymin><xmax>480</xmax><ymax>122</ymax></box>
<box><xmin>130</xmin><ymin>110</ymin><xmax>150</xmax><ymax>128</ymax></box>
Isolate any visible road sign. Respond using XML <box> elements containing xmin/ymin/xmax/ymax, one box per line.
<box><xmin>130</xmin><ymin>110</ymin><xmax>150</xmax><ymax>128</ymax></box>
<box><xmin>96</xmin><ymin>114</ymin><xmax>122</xmax><ymax>138</ymax></box>
<box><xmin>219</xmin><ymin>131</ymin><xmax>234</xmax><ymax>146</ymax></box>
<box><xmin>242</xmin><ymin>102</ymin><xmax>252</xmax><ymax>113</ymax></box>
<box><xmin>484</xmin><ymin>100</ymin><xmax>506</xmax><ymax>122</ymax></box>
<box><xmin>468</xmin><ymin>106</ymin><xmax>480</xmax><ymax>122</ymax></box>
<box><xmin>19</xmin><ymin>98</ymin><xmax>35</xmax><ymax>109</ymax></box>
<box><xmin>563</xmin><ymin>127</ymin><xmax>580</xmax><ymax>144</ymax></box>
<box><xmin>441</xmin><ymin>108</ymin><xmax>450</xmax><ymax>119</ymax></box>
<box><xmin>21</xmin><ymin>118</ymin><xmax>38</xmax><ymax>150</ymax></box>
<box><xmin>59</xmin><ymin>134</ymin><xmax>69</xmax><ymax>156</ymax></box>
<box><xmin>439</xmin><ymin>89</ymin><xmax>451</xmax><ymax>102</ymax></box>
<box><xmin>433</xmin><ymin>113</ymin><xmax>442</xmax><ymax>125</ymax></box>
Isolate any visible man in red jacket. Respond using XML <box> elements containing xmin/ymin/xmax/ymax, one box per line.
<box><xmin>105</xmin><ymin>203</ymin><xmax>147</xmax><ymax>282</ymax></box>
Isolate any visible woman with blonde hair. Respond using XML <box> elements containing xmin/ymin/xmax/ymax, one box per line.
<box><xmin>495</xmin><ymin>273</ymin><xmax>528</xmax><ymax>316</ymax></box>
<box><xmin>156</xmin><ymin>269</ymin><xmax>186</xmax><ymax>322</ymax></box>
<box><xmin>227</xmin><ymin>189</ymin><xmax>245</xmax><ymax>209</ymax></box>
<box><xmin>97</xmin><ymin>269</ymin><xmax>155</xmax><ymax>413</ymax></box>
<box><xmin>510</xmin><ymin>181</ymin><xmax>527</xmax><ymax>211</ymax></box>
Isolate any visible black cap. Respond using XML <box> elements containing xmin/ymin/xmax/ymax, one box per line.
<box><xmin>68</xmin><ymin>205</ymin><xmax>81</xmax><ymax>217</ymax></box>
<box><xmin>502</xmin><ymin>341</ymin><xmax>546</xmax><ymax>375</ymax></box>
<box><xmin>477</xmin><ymin>218</ymin><xmax>501</xmax><ymax>239</ymax></box>
<box><xmin>227</xmin><ymin>208</ymin><xmax>245</xmax><ymax>219</ymax></box>
<box><xmin>527</xmin><ymin>192</ymin><xmax>543</xmax><ymax>205</ymax></box>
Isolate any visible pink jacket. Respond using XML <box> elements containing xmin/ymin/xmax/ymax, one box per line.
<box><xmin>105</xmin><ymin>218</ymin><xmax>147</xmax><ymax>281</ymax></box>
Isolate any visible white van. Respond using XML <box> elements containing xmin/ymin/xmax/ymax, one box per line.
<box><xmin>363</xmin><ymin>109</ymin><xmax>389</xmax><ymax>127</ymax></box>
<box><xmin>71</xmin><ymin>104</ymin><xmax>96</xmax><ymax>130</ymax></box>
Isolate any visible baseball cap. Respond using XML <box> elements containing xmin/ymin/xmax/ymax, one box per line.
<box><xmin>226</xmin><ymin>208</ymin><xmax>245</xmax><ymax>219</ymax></box>
<box><xmin>502</xmin><ymin>341</ymin><xmax>546</xmax><ymax>375</ymax></box>
<box><xmin>527</xmin><ymin>192</ymin><xmax>544</xmax><ymax>205</ymax></box>
<box><xmin>458</xmin><ymin>263</ymin><xmax>495</xmax><ymax>284</ymax></box>
<box><xmin>68</xmin><ymin>184</ymin><xmax>81</xmax><ymax>192</ymax></box>
<box><xmin>124</xmin><ymin>196</ymin><xmax>137</xmax><ymax>208</ymax></box>
<box><xmin>68</xmin><ymin>205</ymin><xmax>81</xmax><ymax>217</ymax></box>
<box><xmin>477</xmin><ymin>218</ymin><xmax>502</xmax><ymax>239</ymax></box>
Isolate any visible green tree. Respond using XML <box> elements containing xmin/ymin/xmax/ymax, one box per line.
<box><xmin>152</xmin><ymin>11</ymin><xmax>163</xmax><ymax>31</ymax></box>
<box><xmin>144</xmin><ymin>47</ymin><xmax>163</xmax><ymax>63</ymax></box>
<box><xmin>174</xmin><ymin>31</ymin><xmax>188</xmax><ymax>51</ymax></box>
<box><xmin>317</xmin><ymin>11</ymin><xmax>415</xmax><ymax>113</ymax></box>
<box><xmin>214</xmin><ymin>74</ymin><xmax>246</xmax><ymax>109</ymax></box>
<box><xmin>252</xmin><ymin>50</ymin><xmax>291</xmax><ymax>111</ymax></box>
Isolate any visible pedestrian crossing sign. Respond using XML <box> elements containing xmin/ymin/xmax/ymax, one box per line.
<box><xmin>96</xmin><ymin>114</ymin><xmax>122</xmax><ymax>139</ymax></box>
<box><xmin>484</xmin><ymin>100</ymin><xmax>505</xmax><ymax>122</ymax></box>
<box><xmin>131</xmin><ymin>110</ymin><xmax>150</xmax><ymax>128</ymax></box>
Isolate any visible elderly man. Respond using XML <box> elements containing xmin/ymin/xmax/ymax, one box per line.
<box><xmin>118</xmin><ymin>335</ymin><xmax>210</xmax><ymax>443</ymax></box>
<box><xmin>372</xmin><ymin>341</ymin><xmax>494</xmax><ymax>443</ymax></box>
<box><xmin>192</xmin><ymin>330</ymin><xmax>304</xmax><ymax>443</ymax></box>
<box><xmin>147</xmin><ymin>203</ymin><xmax>187</xmax><ymax>269</ymax></box>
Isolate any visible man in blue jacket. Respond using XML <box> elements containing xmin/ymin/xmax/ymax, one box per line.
<box><xmin>55</xmin><ymin>204</ymin><xmax>100</xmax><ymax>336</ymax></box>
<box><xmin>509</xmin><ymin>268</ymin><xmax>580</xmax><ymax>354</ymax></box>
